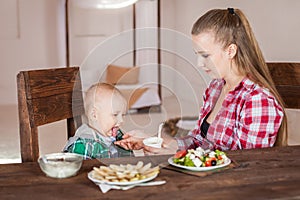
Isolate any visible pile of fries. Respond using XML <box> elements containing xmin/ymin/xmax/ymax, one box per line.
<box><xmin>91</xmin><ymin>161</ymin><xmax>160</xmax><ymax>183</ymax></box>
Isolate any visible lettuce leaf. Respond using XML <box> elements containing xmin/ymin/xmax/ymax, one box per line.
<box><xmin>184</xmin><ymin>157</ymin><xmax>195</xmax><ymax>167</ymax></box>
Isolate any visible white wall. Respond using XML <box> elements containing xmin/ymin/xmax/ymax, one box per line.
<box><xmin>0</xmin><ymin>0</ymin><xmax>66</xmax><ymax>105</ymax></box>
<box><xmin>68</xmin><ymin>1</ymin><xmax>134</xmax><ymax>66</ymax></box>
<box><xmin>160</xmin><ymin>0</ymin><xmax>300</xmax><ymax>111</ymax></box>
<box><xmin>171</xmin><ymin>0</ymin><xmax>300</xmax><ymax>61</ymax></box>
<box><xmin>0</xmin><ymin>0</ymin><xmax>300</xmax><ymax>106</ymax></box>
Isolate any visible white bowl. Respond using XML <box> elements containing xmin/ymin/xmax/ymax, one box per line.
<box><xmin>143</xmin><ymin>137</ymin><xmax>163</xmax><ymax>148</ymax></box>
<box><xmin>38</xmin><ymin>153</ymin><xmax>83</xmax><ymax>178</ymax></box>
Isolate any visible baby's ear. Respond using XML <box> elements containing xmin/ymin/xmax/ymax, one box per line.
<box><xmin>88</xmin><ymin>107</ymin><xmax>98</xmax><ymax>121</ymax></box>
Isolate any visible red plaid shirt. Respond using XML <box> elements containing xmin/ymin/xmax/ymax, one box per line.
<box><xmin>176</xmin><ymin>77</ymin><xmax>284</xmax><ymax>151</ymax></box>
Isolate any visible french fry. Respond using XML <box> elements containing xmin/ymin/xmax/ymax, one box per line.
<box><xmin>91</xmin><ymin>161</ymin><xmax>160</xmax><ymax>183</ymax></box>
<box><xmin>144</xmin><ymin>166</ymin><xmax>160</xmax><ymax>176</ymax></box>
<box><xmin>93</xmin><ymin>167</ymin><xmax>107</xmax><ymax>177</ymax></box>
<box><xmin>135</xmin><ymin>161</ymin><xmax>143</xmax><ymax>170</ymax></box>
<box><xmin>138</xmin><ymin>163</ymin><xmax>152</xmax><ymax>174</ymax></box>
<box><xmin>145</xmin><ymin>170</ymin><xmax>159</xmax><ymax>178</ymax></box>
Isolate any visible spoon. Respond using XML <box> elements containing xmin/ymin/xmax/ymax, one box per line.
<box><xmin>157</xmin><ymin>122</ymin><xmax>164</xmax><ymax>139</ymax></box>
<box><xmin>98</xmin><ymin>180</ymin><xmax>167</xmax><ymax>192</ymax></box>
<box><xmin>119</xmin><ymin>180</ymin><xmax>166</xmax><ymax>190</ymax></box>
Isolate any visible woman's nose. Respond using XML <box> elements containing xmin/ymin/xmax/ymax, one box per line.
<box><xmin>197</xmin><ymin>56</ymin><xmax>205</xmax><ymax>67</ymax></box>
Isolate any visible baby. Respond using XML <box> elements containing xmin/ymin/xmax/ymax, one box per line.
<box><xmin>63</xmin><ymin>82</ymin><xmax>133</xmax><ymax>159</ymax></box>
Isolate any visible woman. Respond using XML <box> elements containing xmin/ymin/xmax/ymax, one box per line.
<box><xmin>116</xmin><ymin>8</ymin><xmax>287</xmax><ymax>152</ymax></box>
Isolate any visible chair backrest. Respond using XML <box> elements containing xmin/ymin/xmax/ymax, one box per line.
<box><xmin>267</xmin><ymin>62</ymin><xmax>300</xmax><ymax>147</ymax></box>
<box><xmin>267</xmin><ymin>62</ymin><xmax>300</xmax><ymax>109</ymax></box>
<box><xmin>17</xmin><ymin>66</ymin><xmax>84</xmax><ymax>162</ymax></box>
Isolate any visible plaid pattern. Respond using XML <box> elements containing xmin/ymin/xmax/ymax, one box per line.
<box><xmin>176</xmin><ymin>77</ymin><xmax>284</xmax><ymax>151</ymax></box>
<box><xmin>64</xmin><ymin>124</ymin><xmax>133</xmax><ymax>159</ymax></box>
<box><xmin>67</xmin><ymin>138</ymin><xmax>110</xmax><ymax>159</ymax></box>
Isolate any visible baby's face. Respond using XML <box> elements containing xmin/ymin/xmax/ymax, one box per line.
<box><xmin>94</xmin><ymin>92</ymin><xmax>127</xmax><ymax>137</ymax></box>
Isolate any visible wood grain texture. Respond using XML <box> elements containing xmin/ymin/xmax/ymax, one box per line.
<box><xmin>0</xmin><ymin>146</ymin><xmax>299</xmax><ymax>200</ymax></box>
<box><xmin>267</xmin><ymin>62</ymin><xmax>300</xmax><ymax>109</ymax></box>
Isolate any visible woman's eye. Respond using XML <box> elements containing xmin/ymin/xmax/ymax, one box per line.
<box><xmin>202</xmin><ymin>54</ymin><xmax>209</xmax><ymax>58</ymax></box>
<box><xmin>194</xmin><ymin>51</ymin><xmax>210</xmax><ymax>59</ymax></box>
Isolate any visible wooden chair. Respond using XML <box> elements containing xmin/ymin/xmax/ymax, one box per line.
<box><xmin>267</xmin><ymin>62</ymin><xmax>300</xmax><ymax>109</ymax></box>
<box><xmin>17</xmin><ymin>67</ymin><xmax>84</xmax><ymax>162</ymax></box>
<box><xmin>267</xmin><ymin>62</ymin><xmax>300</xmax><ymax>147</ymax></box>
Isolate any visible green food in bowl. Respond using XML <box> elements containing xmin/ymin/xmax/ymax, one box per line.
<box><xmin>38</xmin><ymin>153</ymin><xmax>83</xmax><ymax>178</ymax></box>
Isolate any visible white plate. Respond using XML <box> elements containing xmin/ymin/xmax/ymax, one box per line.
<box><xmin>88</xmin><ymin>171</ymin><xmax>159</xmax><ymax>186</ymax></box>
<box><xmin>168</xmin><ymin>157</ymin><xmax>231</xmax><ymax>171</ymax></box>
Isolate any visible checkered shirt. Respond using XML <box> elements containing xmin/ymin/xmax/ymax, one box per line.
<box><xmin>64</xmin><ymin>124</ymin><xmax>133</xmax><ymax>159</ymax></box>
<box><xmin>176</xmin><ymin>77</ymin><xmax>284</xmax><ymax>151</ymax></box>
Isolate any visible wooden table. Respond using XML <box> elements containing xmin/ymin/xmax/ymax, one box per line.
<box><xmin>1</xmin><ymin>146</ymin><xmax>300</xmax><ymax>200</ymax></box>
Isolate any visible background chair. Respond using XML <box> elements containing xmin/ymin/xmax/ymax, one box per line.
<box><xmin>17</xmin><ymin>66</ymin><xmax>84</xmax><ymax>162</ymax></box>
<box><xmin>267</xmin><ymin>62</ymin><xmax>300</xmax><ymax>109</ymax></box>
<box><xmin>267</xmin><ymin>62</ymin><xmax>300</xmax><ymax>146</ymax></box>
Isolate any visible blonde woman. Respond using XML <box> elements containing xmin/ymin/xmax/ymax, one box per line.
<box><xmin>180</xmin><ymin>8</ymin><xmax>287</xmax><ymax>150</ymax></box>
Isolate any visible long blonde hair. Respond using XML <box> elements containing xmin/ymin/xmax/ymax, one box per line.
<box><xmin>191</xmin><ymin>8</ymin><xmax>287</xmax><ymax>146</ymax></box>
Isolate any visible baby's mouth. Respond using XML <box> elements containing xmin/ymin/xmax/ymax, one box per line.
<box><xmin>111</xmin><ymin>126</ymin><xmax>119</xmax><ymax>137</ymax></box>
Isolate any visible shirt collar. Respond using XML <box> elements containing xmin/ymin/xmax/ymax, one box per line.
<box><xmin>237</xmin><ymin>77</ymin><xmax>255</xmax><ymax>91</ymax></box>
<box><xmin>220</xmin><ymin>77</ymin><xmax>254</xmax><ymax>93</ymax></box>
<box><xmin>93</xmin><ymin>130</ymin><xmax>114</xmax><ymax>146</ymax></box>
<box><xmin>81</xmin><ymin>124</ymin><xmax>114</xmax><ymax>146</ymax></box>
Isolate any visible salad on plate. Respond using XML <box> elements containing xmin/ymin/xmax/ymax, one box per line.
<box><xmin>170</xmin><ymin>147</ymin><xmax>230</xmax><ymax>169</ymax></box>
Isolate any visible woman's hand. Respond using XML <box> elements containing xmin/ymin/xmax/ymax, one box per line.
<box><xmin>114</xmin><ymin>131</ymin><xmax>145</xmax><ymax>150</ymax></box>
<box><xmin>115</xmin><ymin>129</ymin><xmax>178</xmax><ymax>154</ymax></box>
<box><xmin>143</xmin><ymin>133</ymin><xmax>178</xmax><ymax>155</ymax></box>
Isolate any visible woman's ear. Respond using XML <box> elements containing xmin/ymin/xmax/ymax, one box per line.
<box><xmin>227</xmin><ymin>44</ymin><xmax>237</xmax><ymax>59</ymax></box>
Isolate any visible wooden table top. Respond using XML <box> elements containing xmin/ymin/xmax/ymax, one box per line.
<box><xmin>1</xmin><ymin>145</ymin><xmax>300</xmax><ymax>200</ymax></box>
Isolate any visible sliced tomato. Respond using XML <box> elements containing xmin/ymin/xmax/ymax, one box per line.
<box><xmin>205</xmin><ymin>157</ymin><xmax>216</xmax><ymax>167</ymax></box>
<box><xmin>174</xmin><ymin>150</ymin><xmax>187</xmax><ymax>159</ymax></box>
<box><xmin>205</xmin><ymin>160</ymin><xmax>211</xmax><ymax>167</ymax></box>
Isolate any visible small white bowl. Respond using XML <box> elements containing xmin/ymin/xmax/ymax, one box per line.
<box><xmin>143</xmin><ymin>137</ymin><xmax>163</xmax><ymax>148</ymax></box>
<box><xmin>38</xmin><ymin>153</ymin><xmax>83</xmax><ymax>178</ymax></box>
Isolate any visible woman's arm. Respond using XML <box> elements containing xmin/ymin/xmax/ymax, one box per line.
<box><xmin>237</xmin><ymin>92</ymin><xmax>284</xmax><ymax>149</ymax></box>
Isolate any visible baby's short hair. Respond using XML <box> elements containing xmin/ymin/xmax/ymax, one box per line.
<box><xmin>84</xmin><ymin>82</ymin><xmax>123</xmax><ymax>116</ymax></box>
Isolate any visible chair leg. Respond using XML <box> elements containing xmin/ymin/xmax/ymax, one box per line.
<box><xmin>67</xmin><ymin>118</ymin><xmax>76</xmax><ymax>138</ymax></box>
<box><xmin>17</xmin><ymin>72</ymin><xmax>40</xmax><ymax>162</ymax></box>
